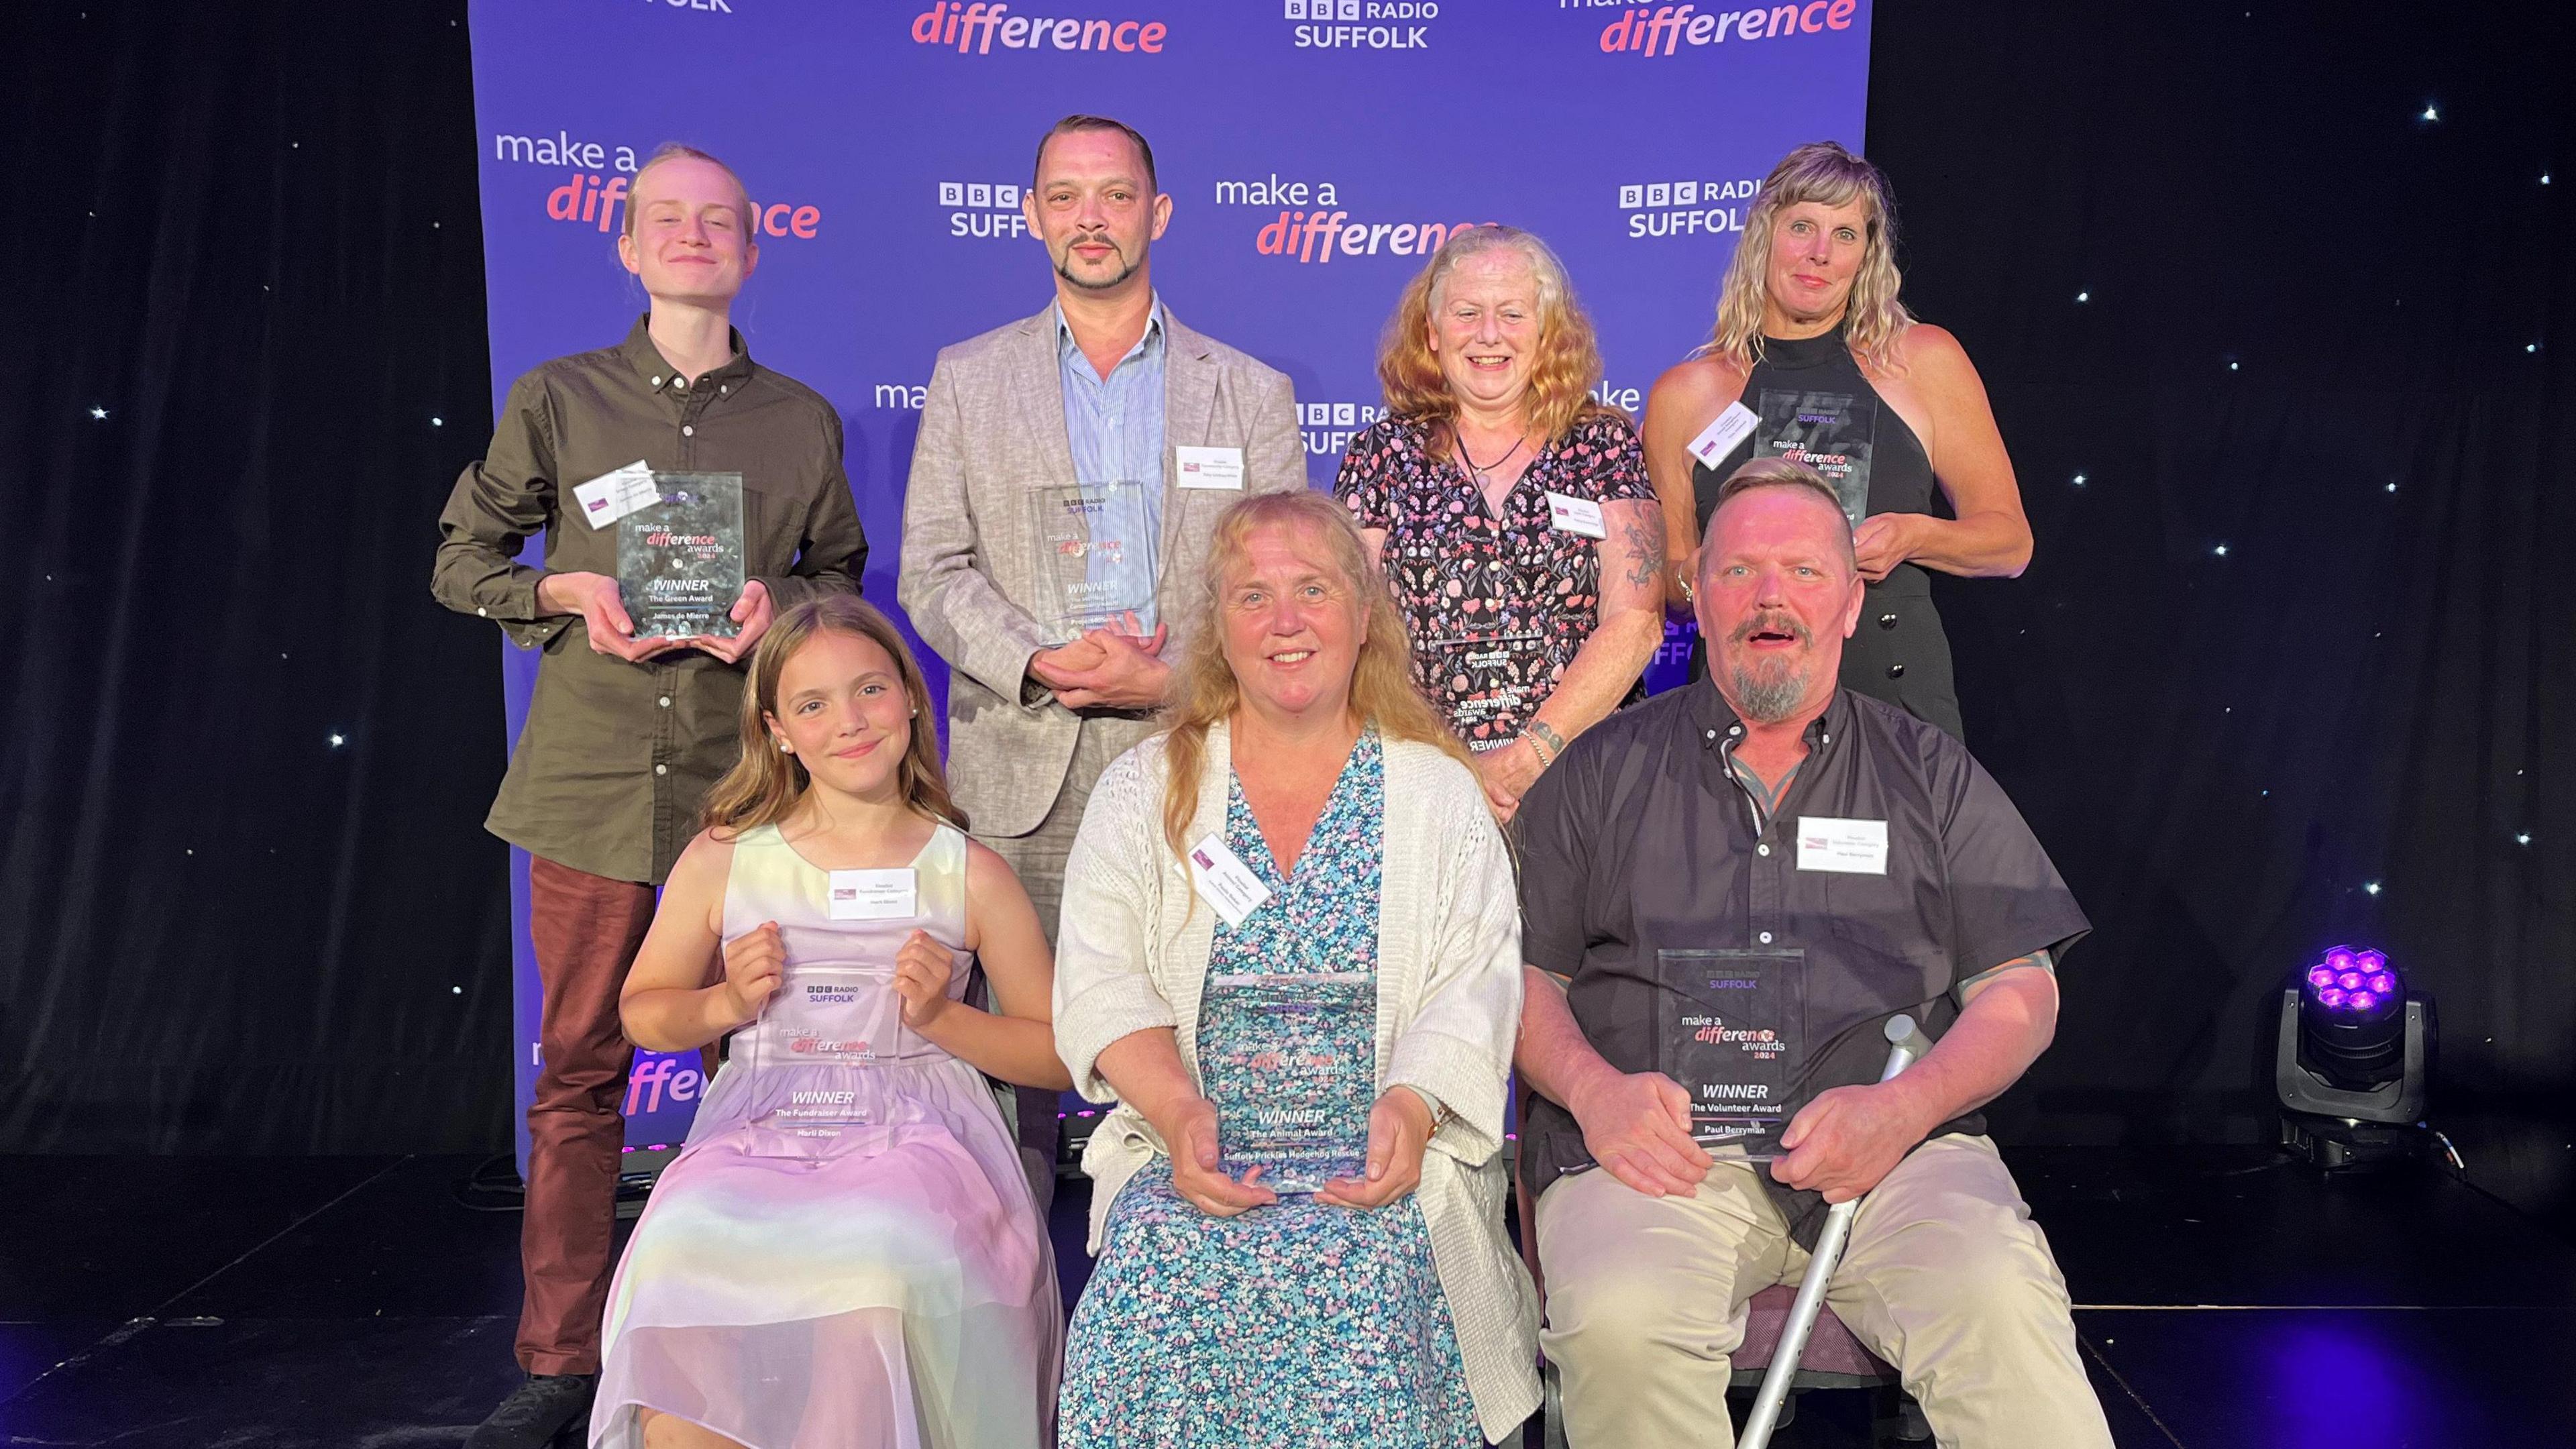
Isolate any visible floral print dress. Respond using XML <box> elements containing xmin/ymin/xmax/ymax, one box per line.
<box><xmin>1057</xmin><ymin>732</ymin><xmax>1483</xmax><ymax>1448</ymax></box>
<box><xmin>1336</xmin><ymin>413</ymin><xmax>1654</xmax><ymax>752</ymax></box>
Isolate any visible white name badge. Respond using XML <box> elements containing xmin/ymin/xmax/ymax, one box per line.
<box><xmin>571</xmin><ymin>460</ymin><xmax>659</xmax><ymax>530</ymax></box>
<box><xmin>1686</xmin><ymin>402</ymin><xmax>1761</xmax><ymax>468</ymax></box>
<box><xmin>1175</xmin><ymin>445</ymin><xmax>1246</xmax><ymax>490</ymax></box>
<box><xmin>1546</xmin><ymin>490</ymin><xmax>1608</xmax><ymax>539</ymax></box>
<box><xmin>826</xmin><ymin>867</ymin><xmax>918</xmax><ymax>921</ymax></box>
<box><xmin>1796</xmin><ymin>817</ymin><xmax>1890</xmax><ymax>875</ymax></box>
<box><xmin>1185</xmin><ymin>833</ymin><xmax>1274</xmax><ymax>927</ymax></box>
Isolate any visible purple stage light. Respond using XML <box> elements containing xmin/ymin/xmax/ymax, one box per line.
<box><xmin>2369</xmin><ymin>972</ymin><xmax>2395</xmax><ymax>994</ymax></box>
<box><xmin>2308</xmin><ymin>967</ymin><xmax>2336</xmax><ymax>988</ymax></box>
<box><xmin>2357</xmin><ymin>951</ymin><xmax>2385</xmax><ymax>971</ymax></box>
<box><xmin>2339</xmin><ymin>971</ymin><xmax>2363</xmax><ymax>990</ymax></box>
<box><xmin>2327</xmin><ymin>949</ymin><xmax>2356</xmax><ymax>970</ymax></box>
<box><xmin>2349</xmin><ymin>991</ymin><xmax>2377</xmax><ymax>1012</ymax></box>
<box><xmin>2319</xmin><ymin>987</ymin><xmax>2347</xmax><ymax>1007</ymax></box>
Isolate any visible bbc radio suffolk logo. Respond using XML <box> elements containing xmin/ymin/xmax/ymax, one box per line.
<box><xmin>1619</xmin><ymin>176</ymin><xmax>1762</xmax><ymax>239</ymax></box>
<box><xmin>939</xmin><ymin>179</ymin><xmax>1030</xmax><ymax>240</ymax></box>
<box><xmin>1283</xmin><ymin>0</ymin><xmax>1440</xmax><ymax>50</ymax></box>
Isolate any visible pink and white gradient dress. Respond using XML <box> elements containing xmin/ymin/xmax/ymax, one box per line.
<box><xmin>591</xmin><ymin>822</ymin><xmax>1061</xmax><ymax>1449</ymax></box>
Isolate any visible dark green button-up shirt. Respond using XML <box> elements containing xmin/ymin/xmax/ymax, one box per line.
<box><xmin>433</xmin><ymin>317</ymin><xmax>865</xmax><ymax>883</ymax></box>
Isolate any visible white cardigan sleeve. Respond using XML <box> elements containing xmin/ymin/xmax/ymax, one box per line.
<box><xmin>1382</xmin><ymin>761</ymin><xmax>1525</xmax><ymax>1168</ymax></box>
<box><xmin>1050</xmin><ymin>747</ymin><xmax>1182</xmax><ymax>1104</ymax></box>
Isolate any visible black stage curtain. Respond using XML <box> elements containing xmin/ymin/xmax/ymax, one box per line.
<box><xmin>5</xmin><ymin>3</ymin><xmax>2568</xmax><ymax>1221</ymax></box>
<box><xmin>1</xmin><ymin>4</ymin><xmax>512</xmax><ymax>1152</ymax></box>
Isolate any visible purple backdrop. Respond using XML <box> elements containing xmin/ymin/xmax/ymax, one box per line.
<box><xmin>466</xmin><ymin>0</ymin><xmax>1874</xmax><ymax>1167</ymax></box>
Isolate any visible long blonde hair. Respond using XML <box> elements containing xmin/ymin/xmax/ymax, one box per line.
<box><xmin>700</xmin><ymin>596</ymin><xmax>965</xmax><ymax>837</ymax></box>
<box><xmin>1157</xmin><ymin>491</ymin><xmax>1474</xmax><ymax>866</ymax></box>
<box><xmin>1377</xmin><ymin>224</ymin><xmax>1619</xmax><ymax>464</ymax></box>
<box><xmin>1707</xmin><ymin>141</ymin><xmax>1916</xmax><ymax>374</ymax></box>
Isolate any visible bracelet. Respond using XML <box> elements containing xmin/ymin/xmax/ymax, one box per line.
<box><xmin>1520</xmin><ymin>729</ymin><xmax>1556</xmax><ymax>767</ymax></box>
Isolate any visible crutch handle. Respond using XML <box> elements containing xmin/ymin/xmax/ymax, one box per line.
<box><xmin>1737</xmin><ymin>1015</ymin><xmax>1927</xmax><ymax>1449</ymax></box>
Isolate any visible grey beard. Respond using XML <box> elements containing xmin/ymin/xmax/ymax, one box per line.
<box><xmin>1728</xmin><ymin>657</ymin><xmax>1811</xmax><ymax>724</ymax></box>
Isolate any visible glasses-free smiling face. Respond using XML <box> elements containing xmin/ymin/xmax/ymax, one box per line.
<box><xmin>1428</xmin><ymin>251</ymin><xmax>1542</xmax><ymax>417</ymax></box>
<box><xmin>618</xmin><ymin>156</ymin><xmax>757</xmax><ymax>305</ymax></box>
<box><xmin>1763</xmin><ymin>197</ymin><xmax>1870</xmax><ymax>329</ymax></box>
<box><xmin>1696</xmin><ymin>488</ymin><xmax>1864</xmax><ymax>724</ymax></box>
<box><xmin>1024</xmin><ymin>127</ymin><xmax>1170</xmax><ymax>294</ymax></box>
<box><xmin>765</xmin><ymin>629</ymin><xmax>915</xmax><ymax>796</ymax></box>
<box><xmin>1220</xmin><ymin>521</ymin><xmax>1364</xmax><ymax>722</ymax></box>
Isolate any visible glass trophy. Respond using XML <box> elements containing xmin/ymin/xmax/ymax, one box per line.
<box><xmin>1656</xmin><ymin>949</ymin><xmax>1806</xmax><ymax>1160</ymax></box>
<box><xmin>619</xmin><ymin>471</ymin><xmax>745</xmax><ymax>639</ymax></box>
<box><xmin>1200</xmin><ymin>971</ymin><xmax>1377</xmax><ymax>1194</ymax></box>
<box><xmin>1029</xmin><ymin>480</ymin><xmax>1157</xmax><ymax>644</ymax></box>
<box><xmin>1750</xmin><ymin>388</ymin><xmax>1876</xmax><ymax>531</ymax></box>
<box><xmin>739</xmin><ymin>960</ymin><xmax>905</xmax><ymax>1159</ymax></box>
<box><xmin>1423</xmin><ymin>629</ymin><xmax>1549</xmax><ymax>752</ymax></box>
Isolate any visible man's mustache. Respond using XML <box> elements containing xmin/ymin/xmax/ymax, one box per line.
<box><xmin>1729</xmin><ymin>610</ymin><xmax>1812</xmax><ymax>646</ymax></box>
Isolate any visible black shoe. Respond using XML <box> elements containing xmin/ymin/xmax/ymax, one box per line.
<box><xmin>467</xmin><ymin>1373</ymin><xmax>597</xmax><ymax>1449</ymax></box>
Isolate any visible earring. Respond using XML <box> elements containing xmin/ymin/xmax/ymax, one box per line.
<box><xmin>910</xmin><ymin>707</ymin><xmax>918</xmax><ymax>718</ymax></box>
<box><xmin>775</xmin><ymin>739</ymin><xmax>791</xmax><ymax>754</ymax></box>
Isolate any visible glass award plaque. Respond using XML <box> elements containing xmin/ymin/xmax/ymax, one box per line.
<box><xmin>1656</xmin><ymin>949</ymin><xmax>1806</xmax><ymax>1160</ymax></box>
<box><xmin>1751</xmin><ymin>388</ymin><xmax>1878</xmax><ymax>531</ymax></box>
<box><xmin>1200</xmin><ymin>971</ymin><xmax>1377</xmax><ymax>1194</ymax></box>
<box><xmin>739</xmin><ymin>960</ymin><xmax>904</xmax><ymax>1159</ymax></box>
<box><xmin>1424</xmin><ymin>629</ymin><xmax>1550</xmax><ymax>752</ymax></box>
<box><xmin>619</xmin><ymin>471</ymin><xmax>745</xmax><ymax>639</ymax></box>
<box><xmin>1029</xmin><ymin>480</ymin><xmax>1157</xmax><ymax>644</ymax></box>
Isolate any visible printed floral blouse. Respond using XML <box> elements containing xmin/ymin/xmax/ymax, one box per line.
<box><xmin>1336</xmin><ymin>411</ymin><xmax>1654</xmax><ymax>751</ymax></box>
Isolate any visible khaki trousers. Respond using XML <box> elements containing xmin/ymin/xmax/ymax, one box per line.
<box><xmin>1536</xmin><ymin>1135</ymin><xmax>2112</xmax><ymax>1449</ymax></box>
<box><xmin>977</xmin><ymin>717</ymin><xmax>1134</xmax><ymax>1217</ymax></box>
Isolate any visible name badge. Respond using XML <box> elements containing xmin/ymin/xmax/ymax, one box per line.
<box><xmin>1686</xmin><ymin>402</ymin><xmax>1760</xmax><ymax>468</ymax></box>
<box><xmin>571</xmin><ymin>460</ymin><xmax>658</xmax><ymax>530</ymax></box>
<box><xmin>1545</xmin><ymin>490</ymin><xmax>1608</xmax><ymax>539</ymax></box>
<box><xmin>1795</xmin><ymin>817</ymin><xmax>1889</xmax><ymax>875</ymax></box>
<box><xmin>1175</xmin><ymin>445</ymin><xmax>1246</xmax><ymax>490</ymax></box>
<box><xmin>826</xmin><ymin>867</ymin><xmax>918</xmax><ymax>920</ymax></box>
<box><xmin>1185</xmin><ymin>833</ymin><xmax>1273</xmax><ymax>927</ymax></box>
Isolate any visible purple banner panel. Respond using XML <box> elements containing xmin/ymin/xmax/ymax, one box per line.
<box><xmin>467</xmin><ymin>0</ymin><xmax>1872</xmax><ymax>1167</ymax></box>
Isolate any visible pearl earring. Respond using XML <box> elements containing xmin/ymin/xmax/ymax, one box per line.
<box><xmin>776</xmin><ymin>739</ymin><xmax>790</xmax><ymax>753</ymax></box>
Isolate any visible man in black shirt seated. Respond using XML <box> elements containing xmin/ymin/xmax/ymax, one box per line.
<box><xmin>1513</xmin><ymin>458</ymin><xmax>2114</xmax><ymax>1447</ymax></box>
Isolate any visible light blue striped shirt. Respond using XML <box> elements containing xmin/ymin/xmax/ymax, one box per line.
<box><xmin>1055</xmin><ymin>297</ymin><xmax>1167</xmax><ymax>634</ymax></box>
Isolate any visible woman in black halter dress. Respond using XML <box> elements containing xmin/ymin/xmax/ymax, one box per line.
<box><xmin>1645</xmin><ymin>143</ymin><xmax>2033</xmax><ymax>741</ymax></box>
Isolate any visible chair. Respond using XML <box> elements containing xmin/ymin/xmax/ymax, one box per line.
<box><xmin>1511</xmin><ymin>1085</ymin><xmax>1931</xmax><ymax>1446</ymax></box>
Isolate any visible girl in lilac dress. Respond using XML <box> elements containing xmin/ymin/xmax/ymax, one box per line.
<box><xmin>596</xmin><ymin>596</ymin><xmax>1067</xmax><ymax>1449</ymax></box>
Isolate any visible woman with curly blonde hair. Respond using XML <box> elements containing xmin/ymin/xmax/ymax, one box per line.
<box><xmin>1053</xmin><ymin>490</ymin><xmax>1537</xmax><ymax>1446</ymax></box>
<box><xmin>1642</xmin><ymin>141</ymin><xmax>2033</xmax><ymax>740</ymax></box>
<box><xmin>1335</xmin><ymin>225</ymin><xmax>1664</xmax><ymax>823</ymax></box>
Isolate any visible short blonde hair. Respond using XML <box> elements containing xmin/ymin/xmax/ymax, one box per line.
<box><xmin>1707</xmin><ymin>142</ymin><xmax>1915</xmax><ymax>373</ymax></box>
<box><xmin>625</xmin><ymin>142</ymin><xmax>753</xmax><ymax>239</ymax></box>
<box><xmin>1376</xmin><ymin>225</ymin><xmax>1615</xmax><ymax>462</ymax></box>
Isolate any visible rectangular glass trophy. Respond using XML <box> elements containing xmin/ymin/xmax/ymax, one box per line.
<box><xmin>1656</xmin><ymin>949</ymin><xmax>1806</xmax><ymax>1160</ymax></box>
<box><xmin>739</xmin><ymin>960</ymin><xmax>904</xmax><ymax>1159</ymax></box>
<box><xmin>619</xmin><ymin>471</ymin><xmax>745</xmax><ymax>639</ymax></box>
<box><xmin>1028</xmin><ymin>480</ymin><xmax>1157</xmax><ymax>644</ymax></box>
<box><xmin>1751</xmin><ymin>388</ymin><xmax>1876</xmax><ymax>531</ymax></box>
<box><xmin>1423</xmin><ymin>629</ymin><xmax>1549</xmax><ymax>752</ymax></box>
<box><xmin>1201</xmin><ymin>971</ymin><xmax>1377</xmax><ymax>1194</ymax></box>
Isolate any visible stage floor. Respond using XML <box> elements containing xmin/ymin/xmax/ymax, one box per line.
<box><xmin>3</xmin><ymin>1147</ymin><xmax>2568</xmax><ymax>1447</ymax></box>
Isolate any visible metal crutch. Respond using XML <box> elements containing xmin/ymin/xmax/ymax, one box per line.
<box><xmin>1737</xmin><ymin>1013</ymin><xmax>1938</xmax><ymax>1449</ymax></box>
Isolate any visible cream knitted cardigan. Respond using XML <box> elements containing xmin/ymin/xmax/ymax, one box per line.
<box><xmin>1051</xmin><ymin>721</ymin><xmax>1541</xmax><ymax>1442</ymax></box>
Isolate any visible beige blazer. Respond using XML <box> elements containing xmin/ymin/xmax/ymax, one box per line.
<box><xmin>1052</xmin><ymin>723</ymin><xmax>1542</xmax><ymax>1442</ymax></box>
<box><xmin>896</xmin><ymin>305</ymin><xmax>1305</xmax><ymax>839</ymax></box>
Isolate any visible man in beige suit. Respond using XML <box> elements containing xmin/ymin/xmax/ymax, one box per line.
<box><xmin>899</xmin><ymin>115</ymin><xmax>1303</xmax><ymax>1203</ymax></box>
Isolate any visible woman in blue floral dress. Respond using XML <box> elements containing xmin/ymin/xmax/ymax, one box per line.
<box><xmin>1051</xmin><ymin>491</ymin><xmax>1539</xmax><ymax>1447</ymax></box>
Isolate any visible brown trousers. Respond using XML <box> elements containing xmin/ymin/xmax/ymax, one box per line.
<box><xmin>518</xmin><ymin>855</ymin><xmax>658</xmax><ymax>1377</ymax></box>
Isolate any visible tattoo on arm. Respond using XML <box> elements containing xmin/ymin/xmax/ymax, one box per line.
<box><xmin>1619</xmin><ymin>509</ymin><xmax>1668</xmax><ymax>591</ymax></box>
<box><xmin>1525</xmin><ymin>719</ymin><xmax>1566</xmax><ymax>756</ymax></box>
